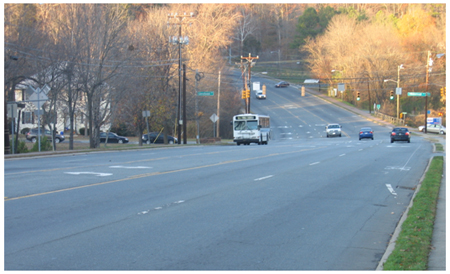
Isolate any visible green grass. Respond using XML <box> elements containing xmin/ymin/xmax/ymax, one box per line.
<box><xmin>434</xmin><ymin>143</ymin><xmax>444</xmax><ymax>152</ymax></box>
<box><xmin>383</xmin><ymin>156</ymin><xmax>444</xmax><ymax>270</ymax></box>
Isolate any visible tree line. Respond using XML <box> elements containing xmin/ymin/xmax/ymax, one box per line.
<box><xmin>4</xmin><ymin>4</ymin><xmax>446</xmax><ymax>151</ymax></box>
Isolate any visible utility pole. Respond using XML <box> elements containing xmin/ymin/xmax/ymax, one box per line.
<box><xmin>168</xmin><ymin>12</ymin><xmax>194</xmax><ymax>144</ymax></box>
<box><xmin>236</xmin><ymin>59</ymin><xmax>247</xmax><ymax>112</ymax></box>
<box><xmin>183</xmin><ymin>64</ymin><xmax>187</xmax><ymax>144</ymax></box>
<box><xmin>216</xmin><ymin>70</ymin><xmax>221</xmax><ymax>138</ymax></box>
<box><xmin>425</xmin><ymin>50</ymin><xmax>431</xmax><ymax>134</ymax></box>
<box><xmin>241</xmin><ymin>53</ymin><xmax>258</xmax><ymax>113</ymax></box>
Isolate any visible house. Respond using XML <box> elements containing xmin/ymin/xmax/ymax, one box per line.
<box><xmin>12</xmin><ymin>64</ymin><xmax>111</xmax><ymax>135</ymax></box>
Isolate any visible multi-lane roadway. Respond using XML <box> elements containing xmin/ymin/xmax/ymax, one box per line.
<box><xmin>4</xmin><ymin>74</ymin><xmax>434</xmax><ymax>270</ymax></box>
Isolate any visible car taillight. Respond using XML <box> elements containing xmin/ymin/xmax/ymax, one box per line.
<box><xmin>391</xmin><ymin>132</ymin><xmax>396</xmax><ymax>136</ymax></box>
<box><xmin>370</xmin><ymin>131</ymin><xmax>373</xmax><ymax>134</ymax></box>
<box><xmin>405</xmin><ymin>132</ymin><xmax>410</xmax><ymax>135</ymax></box>
<box><xmin>360</xmin><ymin>131</ymin><xmax>363</xmax><ymax>134</ymax></box>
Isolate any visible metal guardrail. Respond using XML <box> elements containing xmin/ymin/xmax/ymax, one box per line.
<box><xmin>374</xmin><ymin>112</ymin><xmax>405</xmax><ymax>126</ymax></box>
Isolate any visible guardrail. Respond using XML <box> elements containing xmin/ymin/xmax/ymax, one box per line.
<box><xmin>374</xmin><ymin>112</ymin><xmax>405</xmax><ymax>126</ymax></box>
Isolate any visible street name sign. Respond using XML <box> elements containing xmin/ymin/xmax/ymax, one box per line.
<box><xmin>198</xmin><ymin>91</ymin><xmax>214</xmax><ymax>96</ymax></box>
<box><xmin>408</xmin><ymin>92</ymin><xmax>430</xmax><ymax>97</ymax></box>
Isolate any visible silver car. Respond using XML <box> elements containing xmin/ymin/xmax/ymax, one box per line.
<box><xmin>255</xmin><ymin>90</ymin><xmax>266</xmax><ymax>99</ymax></box>
<box><xmin>418</xmin><ymin>124</ymin><xmax>446</xmax><ymax>134</ymax></box>
<box><xmin>326</xmin><ymin>123</ymin><xmax>342</xmax><ymax>137</ymax></box>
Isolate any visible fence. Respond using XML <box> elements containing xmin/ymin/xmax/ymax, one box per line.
<box><xmin>374</xmin><ymin>111</ymin><xmax>405</xmax><ymax>126</ymax></box>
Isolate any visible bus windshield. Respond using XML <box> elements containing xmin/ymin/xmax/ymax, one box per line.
<box><xmin>247</xmin><ymin>120</ymin><xmax>258</xmax><ymax>130</ymax></box>
<box><xmin>234</xmin><ymin>120</ymin><xmax>258</xmax><ymax>130</ymax></box>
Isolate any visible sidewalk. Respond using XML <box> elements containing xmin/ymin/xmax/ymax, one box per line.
<box><xmin>305</xmin><ymin>87</ymin><xmax>446</xmax><ymax>270</ymax></box>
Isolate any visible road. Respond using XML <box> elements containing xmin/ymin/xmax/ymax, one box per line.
<box><xmin>4</xmin><ymin>75</ymin><xmax>434</xmax><ymax>270</ymax></box>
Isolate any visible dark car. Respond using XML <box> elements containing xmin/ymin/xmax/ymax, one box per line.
<box><xmin>390</xmin><ymin>127</ymin><xmax>410</xmax><ymax>143</ymax></box>
<box><xmin>100</xmin><ymin>132</ymin><xmax>129</xmax><ymax>143</ymax></box>
<box><xmin>142</xmin><ymin>132</ymin><xmax>178</xmax><ymax>144</ymax></box>
<box><xmin>359</xmin><ymin>127</ymin><xmax>374</xmax><ymax>140</ymax></box>
<box><xmin>275</xmin><ymin>81</ymin><xmax>289</xmax><ymax>88</ymax></box>
<box><xmin>26</xmin><ymin>128</ymin><xmax>65</xmax><ymax>143</ymax></box>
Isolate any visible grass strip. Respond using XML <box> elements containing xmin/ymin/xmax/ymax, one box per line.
<box><xmin>435</xmin><ymin>143</ymin><xmax>444</xmax><ymax>152</ymax></box>
<box><xmin>383</xmin><ymin>156</ymin><xmax>444</xmax><ymax>270</ymax></box>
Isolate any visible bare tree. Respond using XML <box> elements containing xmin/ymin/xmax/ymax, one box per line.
<box><xmin>72</xmin><ymin>4</ymin><xmax>133</xmax><ymax>148</ymax></box>
<box><xmin>232</xmin><ymin>5</ymin><xmax>258</xmax><ymax>57</ymax></box>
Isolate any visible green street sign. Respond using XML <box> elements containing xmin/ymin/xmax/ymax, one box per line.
<box><xmin>408</xmin><ymin>92</ymin><xmax>430</xmax><ymax>97</ymax></box>
<box><xmin>198</xmin><ymin>91</ymin><xmax>214</xmax><ymax>96</ymax></box>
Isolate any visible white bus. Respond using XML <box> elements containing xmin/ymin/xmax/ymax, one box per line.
<box><xmin>232</xmin><ymin>114</ymin><xmax>271</xmax><ymax>145</ymax></box>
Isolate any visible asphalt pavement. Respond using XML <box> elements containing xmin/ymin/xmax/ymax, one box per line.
<box><xmin>304</xmin><ymin>87</ymin><xmax>446</xmax><ymax>271</ymax></box>
<box><xmin>4</xmin><ymin>85</ymin><xmax>445</xmax><ymax>270</ymax></box>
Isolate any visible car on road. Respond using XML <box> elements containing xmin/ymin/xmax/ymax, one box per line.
<box><xmin>255</xmin><ymin>90</ymin><xmax>266</xmax><ymax>99</ymax></box>
<box><xmin>326</xmin><ymin>123</ymin><xmax>342</xmax><ymax>137</ymax></box>
<box><xmin>142</xmin><ymin>132</ymin><xmax>178</xmax><ymax>144</ymax></box>
<box><xmin>275</xmin><ymin>81</ymin><xmax>289</xmax><ymax>88</ymax></box>
<box><xmin>100</xmin><ymin>132</ymin><xmax>129</xmax><ymax>143</ymax></box>
<box><xmin>390</xmin><ymin>127</ymin><xmax>410</xmax><ymax>143</ymax></box>
<box><xmin>359</xmin><ymin>127</ymin><xmax>374</xmax><ymax>140</ymax></box>
<box><xmin>418</xmin><ymin>124</ymin><xmax>446</xmax><ymax>134</ymax></box>
<box><xmin>26</xmin><ymin>128</ymin><xmax>65</xmax><ymax>143</ymax></box>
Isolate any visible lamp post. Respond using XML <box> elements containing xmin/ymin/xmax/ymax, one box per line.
<box><xmin>168</xmin><ymin>12</ymin><xmax>194</xmax><ymax>144</ymax></box>
<box><xmin>396</xmin><ymin>64</ymin><xmax>404</xmax><ymax>119</ymax></box>
<box><xmin>384</xmin><ymin>64</ymin><xmax>403</xmax><ymax>119</ymax></box>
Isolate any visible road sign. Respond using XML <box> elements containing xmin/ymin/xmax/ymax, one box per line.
<box><xmin>7</xmin><ymin>103</ymin><xmax>17</xmax><ymax>118</ymax></box>
<box><xmin>396</xmin><ymin>87</ymin><xmax>402</xmax><ymax>95</ymax></box>
<box><xmin>210</xmin><ymin>113</ymin><xmax>219</xmax><ymax>123</ymax></box>
<box><xmin>198</xmin><ymin>91</ymin><xmax>214</xmax><ymax>96</ymax></box>
<box><xmin>40</xmin><ymin>84</ymin><xmax>51</xmax><ymax>95</ymax></box>
<box><xmin>338</xmin><ymin>83</ymin><xmax>345</xmax><ymax>92</ymax></box>
<box><xmin>408</xmin><ymin>92</ymin><xmax>430</xmax><ymax>97</ymax></box>
<box><xmin>28</xmin><ymin>92</ymin><xmax>48</xmax><ymax>109</ymax></box>
<box><xmin>142</xmin><ymin>110</ymin><xmax>150</xmax><ymax>117</ymax></box>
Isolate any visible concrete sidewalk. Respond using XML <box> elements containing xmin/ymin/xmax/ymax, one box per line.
<box><xmin>305</xmin><ymin>87</ymin><xmax>446</xmax><ymax>270</ymax></box>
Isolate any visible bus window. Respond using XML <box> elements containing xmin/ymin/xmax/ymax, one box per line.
<box><xmin>247</xmin><ymin>120</ymin><xmax>258</xmax><ymax>130</ymax></box>
<box><xmin>234</xmin><ymin>121</ymin><xmax>246</xmax><ymax>130</ymax></box>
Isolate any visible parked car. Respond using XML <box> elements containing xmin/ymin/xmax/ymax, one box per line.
<box><xmin>142</xmin><ymin>132</ymin><xmax>178</xmax><ymax>144</ymax></box>
<box><xmin>99</xmin><ymin>132</ymin><xmax>129</xmax><ymax>143</ymax></box>
<box><xmin>26</xmin><ymin>128</ymin><xmax>65</xmax><ymax>143</ymax></box>
<box><xmin>275</xmin><ymin>81</ymin><xmax>289</xmax><ymax>88</ymax></box>
<box><xmin>359</xmin><ymin>127</ymin><xmax>374</xmax><ymax>140</ymax></box>
<box><xmin>255</xmin><ymin>90</ymin><xmax>266</xmax><ymax>99</ymax></box>
<box><xmin>418</xmin><ymin>124</ymin><xmax>446</xmax><ymax>134</ymax></box>
<box><xmin>326</xmin><ymin>123</ymin><xmax>342</xmax><ymax>137</ymax></box>
<box><xmin>390</xmin><ymin>127</ymin><xmax>410</xmax><ymax>143</ymax></box>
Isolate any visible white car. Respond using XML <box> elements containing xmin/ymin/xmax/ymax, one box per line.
<box><xmin>326</xmin><ymin>123</ymin><xmax>342</xmax><ymax>137</ymax></box>
<box><xmin>255</xmin><ymin>90</ymin><xmax>266</xmax><ymax>99</ymax></box>
<box><xmin>418</xmin><ymin>124</ymin><xmax>446</xmax><ymax>134</ymax></box>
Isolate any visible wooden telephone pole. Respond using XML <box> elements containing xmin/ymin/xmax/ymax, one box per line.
<box><xmin>241</xmin><ymin>53</ymin><xmax>259</xmax><ymax>113</ymax></box>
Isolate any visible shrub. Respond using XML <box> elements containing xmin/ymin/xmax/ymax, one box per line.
<box><xmin>15</xmin><ymin>139</ymin><xmax>29</xmax><ymax>153</ymax></box>
<box><xmin>30</xmin><ymin>136</ymin><xmax>52</xmax><ymax>152</ymax></box>
<box><xmin>79</xmin><ymin>128</ymin><xmax>90</xmax><ymax>136</ymax></box>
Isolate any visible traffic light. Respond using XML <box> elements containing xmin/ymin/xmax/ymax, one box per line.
<box><xmin>357</xmin><ymin>92</ymin><xmax>360</xmax><ymax>101</ymax></box>
<box><xmin>438</xmin><ymin>112</ymin><xmax>443</xmax><ymax>116</ymax></box>
<box><xmin>241</xmin><ymin>90</ymin><xmax>250</xmax><ymax>99</ymax></box>
<box><xmin>390</xmin><ymin>90</ymin><xmax>394</xmax><ymax>100</ymax></box>
<box><xmin>441</xmin><ymin>87</ymin><xmax>446</xmax><ymax>97</ymax></box>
